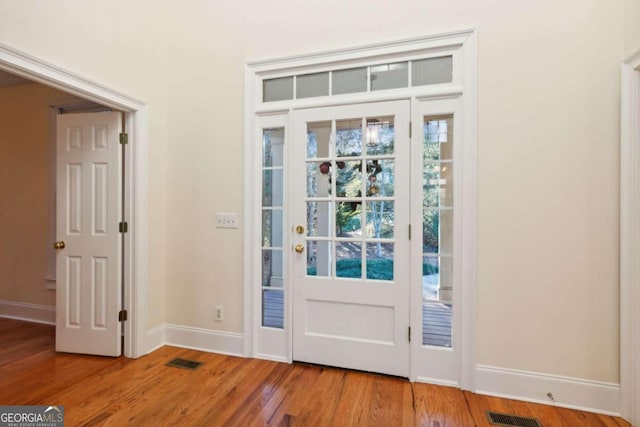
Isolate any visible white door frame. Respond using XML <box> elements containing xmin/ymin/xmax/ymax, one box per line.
<box><xmin>0</xmin><ymin>42</ymin><xmax>148</xmax><ymax>358</ymax></box>
<box><xmin>620</xmin><ymin>47</ymin><xmax>640</xmax><ymax>425</ymax></box>
<box><xmin>244</xmin><ymin>30</ymin><xmax>477</xmax><ymax>389</ymax></box>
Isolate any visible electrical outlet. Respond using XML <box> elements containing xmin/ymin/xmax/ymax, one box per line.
<box><xmin>215</xmin><ymin>213</ymin><xmax>238</xmax><ymax>229</ymax></box>
<box><xmin>215</xmin><ymin>306</ymin><xmax>224</xmax><ymax>321</ymax></box>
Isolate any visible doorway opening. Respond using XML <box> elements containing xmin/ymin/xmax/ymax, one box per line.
<box><xmin>0</xmin><ymin>43</ymin><xmax>148</xmax><ymax>358</ymax></box>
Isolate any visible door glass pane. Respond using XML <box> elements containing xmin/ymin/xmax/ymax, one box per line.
<box><xmin>262</xmin><ymin>209</ymin><xmax>283</xmax><ymax>247</ymax></box>
<box><xmin>371</xmin><ymin>62</ymin><xmax>408</xmax><ymax>91</ymax></box>
<box><xmin>307</xmin><ymin>201</ymin><xmax>332</xmax><ymax>237</ymax></box>
<box><xmin>263</xmin><ymin>289</ymin><xmax>284</xmax><ymax>328</ymax></box>
<box><xmin>422</xmin><ymin>255</ymin><xmax>452</xmax><ymax>301</ymax></box>
<box><xmin>440</xmin><ymin>209</ymin><xmax>453</xmax><ymax>255</ymax></box>
<box><xmin>423</xmin><ymin>209</ymin><xmax>439</xmax><ymax>253</ymax></box>
<box><xmin>366</xmin><ymin>201</ymin><xmax>394</xmax><ymax>238</ymax></box>
<box><xmin>262</xmin><ymin>169</ymin><xmax>283</xmax><ymax>207</ymax></box>
<box><xmin>336</xmin><ymin>119</ymin><xmax>362</xmax><ymax>157</ymax></box>
<box><xmin>336</xmin><ymin>160</ymin><xmax>362</xmax><ymax>198</ymax></box>
<box><xmin>423</xmin><ymin>163</ymin><xmax>453</xmax><ymax>208</ymax></box>
<box><xmin>262</xmin><ymin>249</ymin><xmax>283</xmax><ymax>287</ymax></box>
<box><xmin>336</xmin><ymin>242</ymin><xmax>362</xmax><ymax>278</ymax></box>
<box><xmin>263</xmin><ymin>77</ymin><xmax>293</xmax><ymax>102</ymax></box>
<box><xmin>336</xmin><ymin>201</ymin><xmax>362</xmax><ymax>238</ymax></box>
<box><xmin>422</xmin><ymin>302</ymin><xmax>452</xmax><ymax>347</ymax></box>
<box><xmin>307</xmin><ymin>121</ymin><xmax>332</xmax><ymax>158</ymax></box>
<box><xmin>423</xmin><ymin>166</ymin><xmax>439</xmax><ymax>208</ymax></box>
<box><xmin>439</xmin><ymin>164</ymin><xmax>453</xmax><ymax>208</ymax></box>
<box><xmin>307</xmin><ymin>240</ymin><xmax>332</xmax><ymax>277</ymax></box>
<box><xmin>366</xmin><ymin>243</ymin><xmax>394</xmax><ymax>281</ymax></box>
<box><xmin>332</xmin><ymin>67</ymin><xmax>367</xmax><ymax>95</ymax></box>
<box><xmin>263</xmin><ymin>128</ymin><xmax>284</xmax><ymax>167</ymax></box>
<box><xmin>297</xmin><ymin>72</ymin><xmax>329</xmax><ymax>99</ymax></box>
<box><xmin>412</xmin><ymin>56</ymin><xmax>453</xmax><ymax>86</ymax></box>
<box><xmin>424</xmin><ymin>117</ymin><xmax>452</xmax><ymax>160</ymax></box>
<box><xmin>307</xmin><ymin>162</ymin><xmax>332</xmax><ymax>197</ymax></box>
<box><xmin>422</xmin><ymin>255</ymin><xmax>439</xmax><ymax>299</ymax></box>
<box><xmin>439</xmin><ymin>255</ymin><xmax>453</xmax><ymax>300</ymax></box>
<box><xmin>366</xmin><ymin>159</ymin><xmax>394</xmax><ymax>197</ymax></box>
<box><xmin>366</xmin><ymin>116</ymin><xmax>394</xmax><ymax>155</ymax></box>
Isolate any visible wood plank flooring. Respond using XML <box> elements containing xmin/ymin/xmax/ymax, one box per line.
<box><xmin>0</xmin><ymin>318</ymin><xmax>630</xmax><ymax>426</ymax></box>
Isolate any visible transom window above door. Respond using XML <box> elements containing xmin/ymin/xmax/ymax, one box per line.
<box><xmin>262</xmin><ymin>56</ymin><xmax>453</xmax><ymax>102</ymax></box>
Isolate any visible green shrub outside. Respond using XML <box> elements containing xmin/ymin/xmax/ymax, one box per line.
<box><xmin>307</xmin><ymin>259</ymin><xmax>439</xmax><ymax>279</ymax></box>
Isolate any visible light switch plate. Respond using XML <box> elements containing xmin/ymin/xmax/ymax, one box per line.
<box><xmin>216</xmin><ymin>213</ymin><xmax>238</xmax><ymax>229</ymax></box>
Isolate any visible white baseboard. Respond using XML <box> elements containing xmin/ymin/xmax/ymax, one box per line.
<box><xmin>415</xmin><ymin>376</ymin><xmax>459</xmax><ymax>388</ymax></box>
<box><xmin>255</xmin><ymin>353</ymin><xmax>288</xmax><ymax>363</ymax></box>
<box><xmin>0</xmin><ymin>300</ymin><xmax>55</xmax><ymax>325</ymax></box>
<box><xmin>145</xmin><ymin>324</ymin><xmax>166</xmax><ymax>354</ymax></box>
<box><xmin>475</xmin><ymin>364</ymin><xmax>621</xmax><ymax>416</ymax></box>
<box><xmin>163</xmin><ymin>324</ymin><xmax>244</xmax><ymax>357</ymax></box>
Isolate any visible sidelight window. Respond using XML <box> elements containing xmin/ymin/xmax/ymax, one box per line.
<box><xmin>422</xmin><ymin>115</ymin><xmax>453</xmax><ymax>347</ymax></box>
<box><xmin>261</xmin><ymin>128</ymin><xmax>285</xmax><ymax>328</ymax></box>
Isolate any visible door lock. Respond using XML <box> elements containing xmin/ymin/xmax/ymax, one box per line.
<box><xmin>295</xmin><ymin>225</ymin><xmax>305</xmax><ymax>234</ymax></box>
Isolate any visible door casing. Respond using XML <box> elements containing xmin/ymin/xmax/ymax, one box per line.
<box><xmin>0</xmin><ymin>42</ymin><xmax>148</xmax><ymax>358</ymax></box>
<box><xmin>244</xmin><ymin>30</ymin><xmax>477</xmax><ymax>388</ymax></box>
<box><xmin>620</xmin><ymin>47</ymin><xmax>640</xmax><ymax>425</ymax></box>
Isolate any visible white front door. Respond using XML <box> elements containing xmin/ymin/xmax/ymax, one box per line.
<box><xmin>55</xmin><ymin>112</ymin><xmax>122</xmax><ymax>356</ymax></box>
<box><xmin>292</xmin><ymin>101</ymin><xmax>410</xmax><ymax>376</ymax></box>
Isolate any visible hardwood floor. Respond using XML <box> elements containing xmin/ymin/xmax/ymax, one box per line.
<box><xmin>0</xmin><ymin>318</ymin><xmax>630</xmax><ymax>426</ymax></box>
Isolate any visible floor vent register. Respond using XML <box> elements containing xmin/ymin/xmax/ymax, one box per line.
<box><xmin>165</xmin><ymin>357</ymin><xmax>203</xmax><ymax>371</ymax></box>
<box><xmin>486</xmin><ymin>411</ymin><xmax>542</xmax><ymax>427</ymax></box>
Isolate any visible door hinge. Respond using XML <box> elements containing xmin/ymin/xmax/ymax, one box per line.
<box><xmin>119</xmin><ymin>310</ymin><xmax>128</xmax><ymax>322</ymax></box>
<box><xmin>408</xmin><ymin>326</ymin><xmax>411</xmax><ymax>342</ymax></box>
<box><xmin>119</xmin><ymin>132</ymin><xmax>128</xmax><ymax>145</ymax></box>
<box><xmin>408</xmin><ymin>224</ymin><xmax>412</xmax><ymax>240</ymax></box>
<box><xmin>409</xmin><ymin>122</ymin><xmax>412</xmax><ymax>138</ymax></box>
<box><xmin>119</xmin><ymin>222</ymin><xmax>128</xmax><ymax>233</ymax></box>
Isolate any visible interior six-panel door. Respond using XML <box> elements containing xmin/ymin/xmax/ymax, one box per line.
<box><xmin>55</xmin><ymin>112</ymin><xmax>122</xmax><ymax>356</ymax></box>
<box><xmin>292</xmin><ymin>101</ymin><xmax>410</xmax><ymax>377</ymax></box>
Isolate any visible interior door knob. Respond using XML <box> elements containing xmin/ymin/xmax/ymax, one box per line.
<box><xmin>294</xmin><ymin>244</ymin><xmax>304</xmax><ymax>253</ymax></box>
<box><xmin>53</xmin><ymin>241</ymin><xmax>66</xmax><ymax>250</ymax></box>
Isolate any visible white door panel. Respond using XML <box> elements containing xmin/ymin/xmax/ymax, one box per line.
<box><xmin>292</xmin><ymin>101</ymin><xmax>410</xmax><ymax>377</ymax></box>
<box><xmin>56</xmin><ymin>112</ymin><xmax>122</xmax><ymax>356</ymax></box>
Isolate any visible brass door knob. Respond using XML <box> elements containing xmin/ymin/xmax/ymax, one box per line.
<box><xmin>53</xmin><ymin>241</ymin><xmax>66</xmax><ymax>250</ymax></box>
<box><xmin>294</xmin><ymin>244</ymin><xmax>304</xmax><ymax>253</ymax></box>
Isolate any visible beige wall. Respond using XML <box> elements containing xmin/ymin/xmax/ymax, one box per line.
<box><xmin>0</xmin><ymin>82</ymin><xmax>67</xmax><ymax>306</ymax></box>
<box><xmin>625</xmin><ymin>0</ymin><xmax>640</xmax><ymax>57</ymax></box>
<box><xmin>0</xmin><ymin>0</ymin><xmax>627</xmax><ymax>383</ymax></box>
<box><xmin>0</xmin><ymin>1</ymin><xmax>170</xmax><ymax>328</ymax></box>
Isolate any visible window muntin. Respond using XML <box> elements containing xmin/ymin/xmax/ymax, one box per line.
<box><xmin>305</xmin><ymin>116</ymin><xmax>397</xmax><ymax>282</ymax></box>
